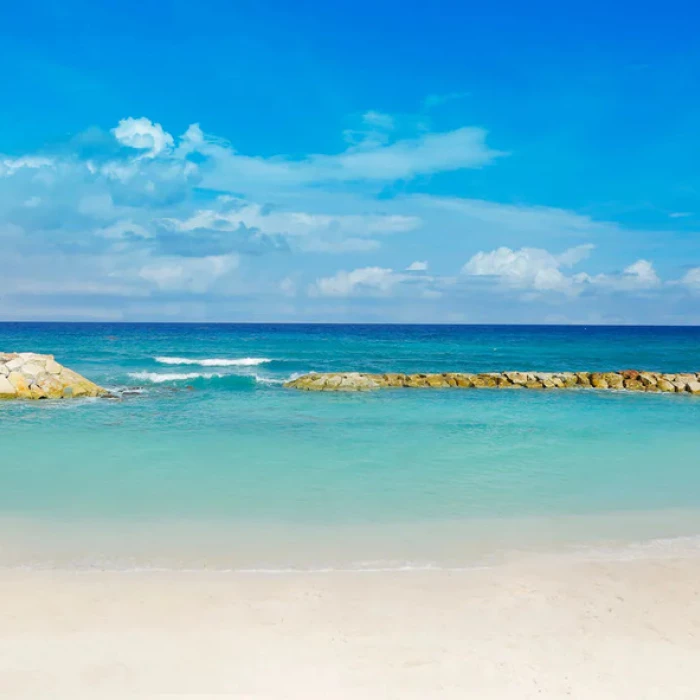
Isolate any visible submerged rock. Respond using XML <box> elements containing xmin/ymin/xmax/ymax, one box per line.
<box><xmin>0</xmin><ymin>352</ymin><xmax>108</xmax><ymax>399</ymax></box>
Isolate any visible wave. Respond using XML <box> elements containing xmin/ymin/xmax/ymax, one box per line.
<box><xmin>128</xmin><ymin>371</ymin><xmax>287</xmax><ymax>386</ymax></box>
<box><xmin>253</xmin><ymin>374</ymin><xmax>285</xmax><ymax>386</ymax></box>
<box><xmin>129</xmin><ymin>371</ymin><xmax>225</xmax><ymax>383</ymax></box>
<box><xmin>154</xmin><ymin>356</ymin><xmax>271</xmax><ymax>367</ymax></box>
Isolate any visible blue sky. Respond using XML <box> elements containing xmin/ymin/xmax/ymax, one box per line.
<box><xmin>2</xmin><ymin>0</ymin><xmax>699</xmax><ymax>323</ymax></box>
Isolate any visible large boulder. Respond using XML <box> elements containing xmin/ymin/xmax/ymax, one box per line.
<box><xmin>0</xmin><ymin>353</ymin><xmax>107</xmax><ymax>399</ymax></box>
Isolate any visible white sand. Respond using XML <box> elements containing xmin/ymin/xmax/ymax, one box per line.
<box><xmin>1</xmin><ymin>556</ymin><xmax>700</xmax><ymax>699</ymax></box>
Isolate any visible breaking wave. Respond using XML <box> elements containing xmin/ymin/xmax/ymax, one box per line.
<box><xmin>128</xmin><ymin>371</ymin><xmax>289</xmax><ymax>386</ymax></box>
<box><xmin>129</xmin><ymin>371</ymin><xmax>225</xmax><ymax>383</ymax></box>
<box><xmin>154</xmin><ymin>357</ymin><xmax>272</xmax><ymax>367</ymax></box>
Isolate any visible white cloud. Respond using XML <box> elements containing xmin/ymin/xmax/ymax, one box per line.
<box><xmin>0</xmin><ymin>156</ymin><xmax>53</xmax><ymax>177</ymax></box>
<box><xmin>361</xmin><ymin>111</ymin><xmax>395</xmax><ymax>130</ymax></box>
<box><xmin>161</xmin><ymin>202</ymin><xmax>420</xmax><ymax>252</ymax></box>
<box><xmin>418</xmin><ymin>196</ymin><xmax>611</xmax><ymax>237</ymax></box>
<box><xmin>192</xmin><ymin>125</ymin><xmax>504</xmax><ymax>193</ymax></box>
<box><xmin>463</xmin><ymin>245</ymin><xmax>594</xmax><ymax>294</ymax></box>
<box><xmin>329</xmin><ymin>127</ymin><xmax>502</xmax><ymax>181</ymax></box>
<box><xmin>669</xmin><ymin>212</ymin><xmax>692</xmax><ymax>218</ymax></box>
<box><xmin>463</xmin><ymin>246</ymin><xmax>666</xmax><ymax>297</ymax></box>
<box><xmin>680</xmin><ymin>267</ymin><xmax>700</xmax><ymax>289</ymax></box>
<box><xmin>584</xmin><ymin>259</ymin><xmax>661</xmax><ymax>291</ymax></box>
<box><xmin>96</xmin><ymin>219</ymin><xmax>152</xmax><ymax>240</ymax></box>
<box><xmin>138</xmin><ymin>254</ymin><xmax>239</xmax><ymax>293</ymax></box>
<box><xmin>310</xmin><ymin>267</ymin><xmax>405</xmax><ymax>297</ymax></box>
<box><xmin>620</xmin><ymin>259</ymin><xmax>661</xmax><ymax>288</ymax></box>
<box><xmin>112</xmin><ymin>117</ymin><xmax>174</xmax><ymax>158</ymax></box>
<box><xmin>1</xmin><ymin>111</ymin><xmax>697</xmax><ymax>322</ymax></box>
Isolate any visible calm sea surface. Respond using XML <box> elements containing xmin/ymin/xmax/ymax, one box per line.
<box><xmin>1</xmin><ymin>323</ymin><xmax>699</xmax><ymax>569</ymax></box>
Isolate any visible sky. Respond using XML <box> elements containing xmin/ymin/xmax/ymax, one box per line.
<box><xmin>1</xmin><ymin>0</ymin><xmax>699</xmax><ymax>323</ymax></box>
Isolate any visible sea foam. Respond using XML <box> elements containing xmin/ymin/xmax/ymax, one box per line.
<box><xmin>155</xmin><ymin>357</ymin><xmax>271</xmax><ymax>367</ymax></box>
<box><xmin>129</xmin><ymin>371</ymin><xmax>225</xmax><ymax>383</ymax></box>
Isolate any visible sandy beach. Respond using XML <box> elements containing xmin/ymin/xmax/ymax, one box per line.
<box><xmin>2</xmin><ymin>555</ymin><xmax>699</xmax><ymax>699</ymax></box>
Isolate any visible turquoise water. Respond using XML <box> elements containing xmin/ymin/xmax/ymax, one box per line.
<box><xmin>1</xmin><ymin>323</ymin><xmax>699</xmax><ymax>568</ymax></box>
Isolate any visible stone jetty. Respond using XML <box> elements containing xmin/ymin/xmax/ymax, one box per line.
<box><xmin>0</xmin><ymin>352</ymin><xmax>108</xmax><ymax>399</ymax></box>
<box><xmin>285</xmin><ymin>370</ymin><xmax>700</xmax><ymax>394</ymax></box>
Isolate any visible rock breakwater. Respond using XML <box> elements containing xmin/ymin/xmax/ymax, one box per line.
<box><xmin>285</xmin><ymin>371</ymin><xmax>700</xmax><ymax>394</ymax></box>
<box><xmin>0</xmin><ymin>353</ymin><xmax>108</xmax><ymax>399</ymax></box>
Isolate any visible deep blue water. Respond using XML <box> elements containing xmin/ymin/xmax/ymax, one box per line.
<box><xmin>1</xmin><ymin>323</ymin><xmax>699</xmax><ymax>567</ymax></box>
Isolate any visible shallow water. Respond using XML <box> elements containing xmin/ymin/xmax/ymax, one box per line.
<box><xmin>1</xmin><ymin>323</ymin><xmax>699</xmax><ymax>569</ymax></box>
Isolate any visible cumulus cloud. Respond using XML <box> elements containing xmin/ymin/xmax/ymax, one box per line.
<box><xmin>679</xmin><ymin>267</ymin><xmax>700</xmax><ymax>289</ymax></box>
<box><xmin>1</xmin><ymin>111</ymin><xmax>697</xmax><ymax>321</ymax></box>
<box><xmin>463</xmin><ymin>245</ymin><xmax>594</xmax><ymax>294</ymax></box>
<box><xmin>624</xmin><ymin>259</ymin><xmax>660</xmax><ymax>286</ymax></box>
<box><xmin>309</xmin><ymin>267</ymin><xmax>406</xmax><ymax>297</ymax></box>
<box><xmin>308</xmin><ymin>262</ymin><xmax>439</xmax><ymax>298</ymax></box>
<box><xmin>112</xmin><ymin>117</ymin><xmax>174</xmax><ymax>158</ymax></box>
<box><xmin>463</xmin><ymin>246</ymin><xmax>667</xmax><ymax>297</ymax></box>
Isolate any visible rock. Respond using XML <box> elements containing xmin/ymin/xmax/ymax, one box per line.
<box><xmin>673</xmin><ymin>379</ymin><xmax>689</xmax><ymax>392</ymax></box>
<box><xmin>0</xmin><ymin>352</ymin><xmax>107</xmax><ymax>400</ymax></box>
<box><xmin>657</xmin><ymin>379</ymin><xmax>675</xmax><ymax>392</ymax></box>
<box><xmin>5</xmin><ymin>357</ymin><xmax>24</xmax><ymax>372</ymax></box>
<box><xmin>473</xmin><ymin>374</ymin><xmax>497</xmax><ymax>388</ymax></box>
<box><xmin>324</xmin><ymin>375</ymin><xmax>343</xmax><ymax>390</ymax></box>
<box><xmin>590</xmin><ymin>373</ymin><xmax>608</xmax><ymax>389</ymax></box>
<box><xmin>426</xmin><ymin>374</ymin><xmax>448</xmax><ymax>388</ymax></box>
<box><xmin>8</xmin><ymin>371</ymin><xmax>32</xmax><ymax>398</ymax></box>
<box><xmin>560</xmin><ymin>373</ymin><xmax>579</xmax><ymax>388</ymax></box>
<box><xmin>576</xmin><ymin>372</ymin><xmax>592</xmax><ymax>386</ymax></box>
<box><xmin>45</xmin><ymin>359</ymin><xmax>62</xmax><ymax>375</ymax></box>
<box><xmin>455</xmin><ymin>374</ymin><xmax>475</xmax><ymax>388</ymax></box>
<box><xmin>603</xmin><ymin>373</ymin><xmax>624</xmax><ymax>390</ymax></box>
<box><xmin>406</xmin><ymin>374</ymin><xmax>430</xmax><ymax>388</ymax></box>
<box><xmin>0</xmin><ymin>375</ymin><xmax>17</xmax><ymax>398</ymax></box>
<box><xmin>383</xmin><ymin>373</ymin><xmax>406</xmax><ymax>387</ymax></box>
<box><xmin>282</xmin><ymin>370</ymin><xmax>700</xmax><ymax>398</ymax></box>
<box><xmin>504</xmin><ymin>372</ymin><xmax>528</xmax><ymax>385</ymax></box>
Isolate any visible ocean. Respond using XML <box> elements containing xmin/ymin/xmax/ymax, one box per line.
<box><xmin>1</xmin><ymin>323</ymin><xmax>699</xmax><ymax>570</ymax></box>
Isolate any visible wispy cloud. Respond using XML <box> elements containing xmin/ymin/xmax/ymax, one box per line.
<box><xmin>1</xmin><ymin>111</ymin><xmax>698</xmax><ymax>322</ymax></box>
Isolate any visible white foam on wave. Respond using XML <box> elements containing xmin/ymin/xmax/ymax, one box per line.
<box><xmin>129</xmin><ymin>371</ymin><xmax>225</xmax><ymax>383</ymax></box>
<box><xmin>253</xmin><ymin>374</ymin><xmax>285</xmax><ymax>386</ymax></box>
<box><xmin>155</xmin><ymin>356</ymin><xmax>272</xmax><ymax>367</ymax></box>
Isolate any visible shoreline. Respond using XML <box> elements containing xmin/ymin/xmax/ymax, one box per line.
<box><xmin>2</xmin><ymin>555</ymin><xmax>699</xmax><ymax>698</ymax></box>
<box><xmin>3</xmin><ymin>509</ymin><xmax>700</xmax><ymax>573</ymax></box>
